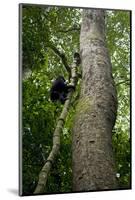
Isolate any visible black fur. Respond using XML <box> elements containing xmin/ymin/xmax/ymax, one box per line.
<box><xmin>74</xmin><ymin>52</ymin><xmax>81</xmax><ymax>65</ymax></box>
<box><xmin>50</xmin><ymin>76</ymin><xmax>74</xmax><ymax>104</ymax></box>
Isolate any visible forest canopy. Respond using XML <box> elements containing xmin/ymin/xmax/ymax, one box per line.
<box><xmin>20</xmin><ymin>4</ymin><xmax>131</xmax><ymax>195</ymax></box>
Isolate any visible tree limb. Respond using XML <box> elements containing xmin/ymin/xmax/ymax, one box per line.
<box><xmin>116</xmin><ymin>79</ymin><xmax>130</xmax><ymax>86</ymax></box>
<box><xmin>47</xmin><ymin>43</ymin><xmax>71</xmax><ymax>79</ymax></box>
<box><xmin>33</xmin><ymin>54</ymin><xmax>80</xmax><ymax>194</ymax></box>
<box><xmin>58</xmin><ymin>27</ymin><xmax>80</xmax><ymax>33</ymax></box>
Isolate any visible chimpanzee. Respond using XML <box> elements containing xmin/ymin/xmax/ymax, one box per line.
<box><xmin>50</xmin><ymin>76</ymin><xmax>74</xmax><ymax>104</ymax></box>
<box><xmin>74</xmin><ymin>52</ymin><xmax>81</xmax><ymax>65</ymax></box>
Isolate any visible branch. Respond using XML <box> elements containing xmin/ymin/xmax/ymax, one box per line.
<box><xmin>33</xmin><ymin>54</ymin><xmax>80</xmax><ymax>194</ymax></box>
<box><xmin>58</xmin><ymin>27</ymin><xmax>80</xmax><ymax>33</ymax></box>
<box><xmin>47</xmin><ymin>43</ymin><xmax>71</xmax><ymax>79</ymax></box>
<box><xmin>116</xmin><ymin>79</ymin><xmax>130</xmax><ymax>86</ymax></box>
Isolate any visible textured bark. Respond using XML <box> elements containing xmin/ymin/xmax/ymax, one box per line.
<box><xmin>72</xmin><ymin>9</ymin><xmax>118</xmax><ymax>191</ymax></box>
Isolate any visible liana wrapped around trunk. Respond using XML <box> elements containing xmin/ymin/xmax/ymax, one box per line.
<box><xmin>34</xmin><ymin>53</ymin><xmax>80</xmax><ymax>194</ymax></box>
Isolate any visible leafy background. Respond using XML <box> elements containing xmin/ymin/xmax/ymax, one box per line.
<box><xmin>21</xmin><ymin>5</ymin><xmax>131</xmax><ymax>195</ymax></box>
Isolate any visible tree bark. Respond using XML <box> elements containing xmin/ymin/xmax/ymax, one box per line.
<box><xmin>72</xmin><ymin>9</ymin><xmax>118</xmax><ymax>191</ymax></box>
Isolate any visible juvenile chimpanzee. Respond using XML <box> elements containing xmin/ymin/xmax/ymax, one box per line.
<box><xmin>50</xmin><ymin>76</ymin><xmax>74</xmax><ymax>104</ymax></box>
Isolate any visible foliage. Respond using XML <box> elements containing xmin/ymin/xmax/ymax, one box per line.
<box><xmin>106</xmin><ymin>10</ymin><xmax>131</xmax><ymax>188</ymax></box>
<box><xmin>21</xmin><ymin>4</ymin><xmax>131</xmax><ymax>194</ymax></box>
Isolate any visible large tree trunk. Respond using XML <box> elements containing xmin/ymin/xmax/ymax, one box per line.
<box><xmin>72</xmin><ymin>9</ymin><xmax>118</xmax><ymax>191</ymax></box>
